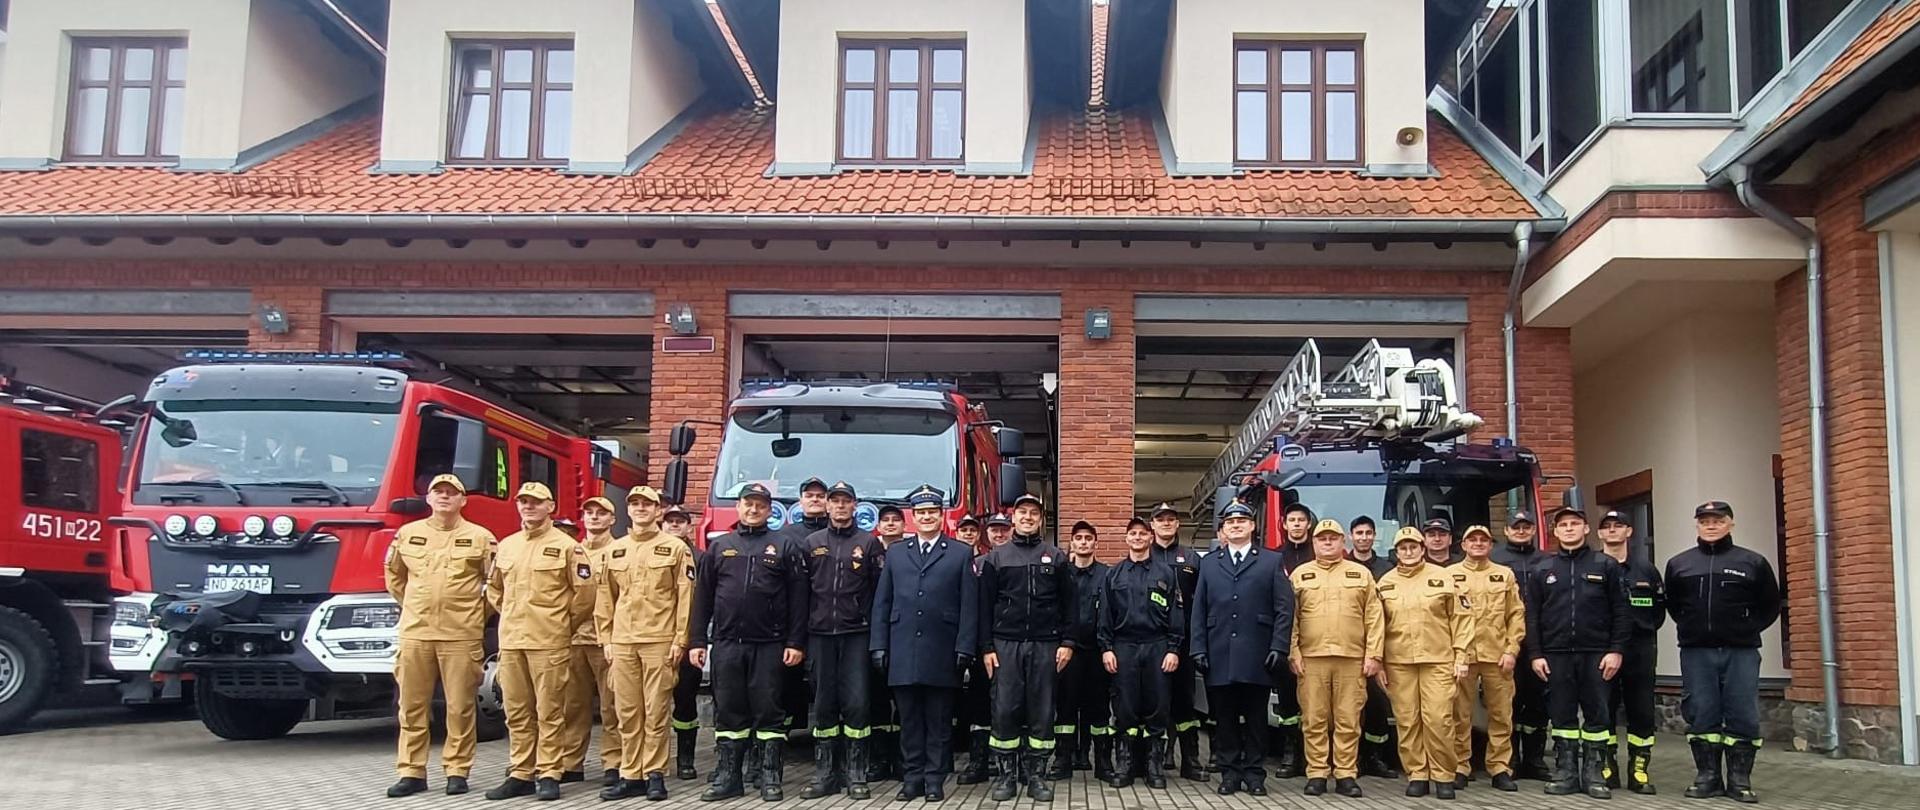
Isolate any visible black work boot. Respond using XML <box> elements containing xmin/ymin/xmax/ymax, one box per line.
<box><xmin>534</xmin><ymin>778</ymin><xmax>562</xmax><ymax>801</ymax></box>
<box><xmin>387</xmin><ymin>777</ymin><xmax>428</xmax><ymax>797</ymax></box>
<box><xmin>604</xmin><ymin>769</ymin><xmax>622</xmax><ymax>787</ymax></box>
<box><xmin>1603</xmin><ymin>740</ymin><xmax>1622</xmax><ymax>789</ymax></box>
<box><xmin>958</xmin><ymin>731</ymin><xmax>991</xmax><ymax>785</ymax></box>
<box><xmin>1360</xmin><ymin>740</ymin><xmax>1401</xmax><ymax>778</ymax></box>
<box><xmin>1177</xmin><ymin>728</ymin><xmax>1208</xmax><ymax>781</ymax></box>
<box><xmin>1627</xmin><ymin>744</ymin><xmax>1656</xmax><ymax>794</ymax></box>
<box><xmin>1584</xmin><ymin>742</ymin><xmax>1614</xmax><ymax>799</ymax></box>
<box><xmin>1046</xmin><ymin>740</ymin><xmax>1072</xmax><ymax>780</ymax></box>
<box><xmin>1275</xmin><ymin>726</ymin><xmax>1304</xmax><ymax>779</ymax></box>
<box><xmin>1684</xmin><ymin>739</ymin><xmax>1723</xmax><ymax>799</ymax></box>
<box><xmin>601</xmin><ymin>777</ymin><xmax>648</xmax><ymax>801</ymax></box>
<box><xmin>447</xmin><ymin>776</ymin><xmax>471</xmax><ymax>796</ymax></box>
<box><xmin>1724</xmin><ymin>745</ymin><xmax>1758</xmax><ymax>804</ymax></box>
<box><xmin>802</xmin><ymin>738</ymin><xmax>840</xmax><ymax>799</ymax></box>
<box><xmin>743</xmin><ymin>741</ymin><xmax>762</xmax><ymax>790</ymax></box>
<box><xmin>760</xmin><ymin>739</ymin><xmax>786</xmax><ymax>802</ymax></box>
<box><xmin>486</xmin><ymin>777</ymin><xmax>536</xmax><ymax>800</ymax></box>
<box><xmin>988</xmin><ymin>752</ymin><xmax>1020</xmax><ymax>801</ymax></box>
<box><xmin>1024</xmin><ymin>751</ymin><xmax>1054</xmax><ymax>802</ymax></box>
<box><xmin>1544</xmin><ymin>741</ymin><xmax>1582</xmax><ymax>796</ymax></box>
<box><xmin>563</xmin><ymin>770</ymin><xmax>587</xmax><ymax>784</ymax></box>
<box><xmin>1108</xmin><ymin>738</ymin><xmax>1134</xmax><ymax>788</ymax></box>
<box><xmin>1073</xmin><ymin>732</ymin><xmax>1093</xmax><ymax>771</ymax></box>
<box><xmin>1335</xmin><ymin>777</ymin><xmax>1363</xmax><ymax>798</ymax></box>
<box><xmin>646</xmin><ymin>774</ymin><xmax>668</xmax><ymax>801</ymax></box>
<box><xmin>1519</xmin><ymin>731</ymin><xmax>1553</xmax><ymax>780</ymax></box>
<box><xmin>677</xmin><ymin>729</ymin><xmax>700</xmax><ymax>780</ymax></box>
<box><xmin>845</xmin><ymin>739</ymin><xmax>872</xmax><ymax>799</ymax></box>
<box><xmin>1145</xmin><ymin>737</ymin><xmax>1169</xmax><ymax>789</ymax></box>
<box><xmin>1093</xmin><ymin>737</ymin><xmax>1115</xmax><ymax>784</ymax></box>
<box><xmin>702</xmin><ymin>740</ymin><xmax>745</xmax><ymax>801</ymax></box>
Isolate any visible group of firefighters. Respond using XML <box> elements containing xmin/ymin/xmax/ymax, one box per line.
<box><xmin>381</xmin><ymin>472</ymin><xmax>1782</xmax><ymax>807</ymax></box>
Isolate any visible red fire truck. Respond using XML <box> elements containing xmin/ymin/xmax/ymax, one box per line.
<box><xmin>109</xmin><ymin>351</ymin><xmax>643</xmax><ymax>740</ymax></box>
<box><xmin>662</xmin><ymin>380</ymin><xmax>1026</xmax><ymax>543</ymax></box>
<box><xmin>0</xmin><ymin>377</ymin><xmax>136</xmax><ymax>731</ymax></box>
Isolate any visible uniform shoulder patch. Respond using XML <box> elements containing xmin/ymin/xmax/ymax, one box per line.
<box><xmin>577</xmin><ymin>563</ymin><xmax>592</xmax><ymax>580</ymax></box>
<box><xmin>455</xmin><ymin>537</ymin><xmax>473</xmax><ymax>547</ymax></box>
<box><xmin>543</xmin><ymin>546</ymin><xmax>563</xmax><ymax>557</ymax></box>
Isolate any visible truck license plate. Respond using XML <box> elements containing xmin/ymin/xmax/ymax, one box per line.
<box><xmin>204</xmin><ymin>577</ymin><xmax>273</xmax><ymax>594</ymax></box>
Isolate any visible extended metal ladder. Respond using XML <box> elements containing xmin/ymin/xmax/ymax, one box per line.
<box><xmin>1189</xmin><ymin>339</ymin><xmax>1484</xmax><ymax>514</ymax></box>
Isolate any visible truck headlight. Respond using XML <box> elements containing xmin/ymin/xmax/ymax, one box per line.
<box><xmin>113</xmin><ymin>600</ymin><xmax>152</xmax><ymax>627</ymax></box>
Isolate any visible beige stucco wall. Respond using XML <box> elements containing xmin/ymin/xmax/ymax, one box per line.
<box><xmin>772</xmin><ymin>0</ymin><xmax>1030</xmax><ymax>172</ymax></box>
<box><xmin>1544</xmin><ymin>127</ymin><xmax>1732</xmax><ymax>219</ymax></box>
<box><xmin>381</xmin><ymin>0</ymin><xmax>703</xmax><ymax>171</ymax></box>
<box><xmin>1883</xmin><ymin>230</ymin><xmax>1920</xmax><ymax>702</ymax></box>
<box><xmin>0</xmin><ymin>0</ymin><xmax>372</xmax><ymax>168</ymax></box>
<box><xmin>1161</xmin><ymin>0</ymin><xmax>1427</xmax><ymax>172</ymax></box>
<box><xmin>1523</xmin><ymin>217</ymin><xmax>1808</xmax><ymax>327</ymax></box>
<box><xmin>1575</xmin><ymin>306</ymin><xmax>1785</xmax><ymax>678</ymax></box>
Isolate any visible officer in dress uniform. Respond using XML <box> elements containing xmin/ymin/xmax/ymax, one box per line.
<box><xmin>1146</xmin><ymin>502</ymin><xmax>1207</xmax><ymax>782</ymax></box>
<box><xmin>799</xmin><ymin>482</ymin><xmax>887</xmax><ymax>801</ymax></box>
<box><xmin>866</xmin><ymin>504</ymin><xmax>909</xmax><ymax>784</ymax></box>
<box><xmin>1378</xmin><ymin>526</ymin><xmax>1473</xmax><ymax>800</ymax></box>
<box><xmin>1345</xmin><ymin>515</ymin><xmax>1401</xmax><ymax>780</ymax></box>
<box><xmin>562</xmin><ymin>496</ymin><xmax>622</xmax><ymax>787</ymax></box>
<box><xmin>1523</xmin><ymin>506</ymin><xmax>1630</xmax><ymax>800</ymax></box>
<box><xmin>1051</xmin><ymin>520</ymin><xmax>1112</xmax><ymax>782</ymax></box>
<box><xmin>1450</xmin><ymin>525</ymin><xmax>1526</xmax><ymax>793</ymax></box>
<box><xmin>978</xmin><ymin>493</ymin><xmax>1074</xmax><ymax>803</ymax></box>
<box><xmin>1101</xmin><ymin>516</ymin><xmax>1184</xmax><ymax>789</ymax></box>
<box><xmin>1492</xmin><ymin>511</ymin><xmax>1551</xmax><ymax>779</ymax></box>
<box><xmin>1190</xmin><ymin>499</ymin><xmax>1294</xmax><ymax>797</ymax></box>
<box><xmin>1597</xmin><ymin>509</ymin><xmax>1665</xmax><ymax>794</ymax></box>
<box><xmin>689</xmin><ymin>483</ymin><xmax>810</xmax><ymax>802</ymax></box>
<box><xmin>597</xmin><ymin>486</ymin><xmax>695</xmax><ymax>802</ymax></box>
<box><xmin>661</xmin><ymin>506</ymin><xmax>704</xmax><ymax>782</ymax></box>
<box><xmin>1291</xmin><ymin>519</ymin><xmax>1384</xmax><ymax>799</ymax></box>
<box><xmin>957</xmin><ymin>514</ymin><xmax>1012</xmax><ymax>786</ymax></box>
<box><xmin>485</xmin><ymin>482</ymin><xmax>597</xmax><ymax>801</ymax></box>
<box><xmin>871</xmin><ymin>484</ymin><xmax>978</xmax><ymax>802</ymax></box>
<box><xmin>385</xmin><ymin>474</ymin><xmax>498</xmax><ymax>798</ymax></box>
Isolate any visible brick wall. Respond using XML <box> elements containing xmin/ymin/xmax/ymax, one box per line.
<box><xmin>1057</xmin><ymin>289</ymin><xmax>1135</xmax><ymax>552</ymax></box>
<box><xmin>249</xmin><ymin>285</ymin><xmax>328</xmax><ymax>351</ymax></box>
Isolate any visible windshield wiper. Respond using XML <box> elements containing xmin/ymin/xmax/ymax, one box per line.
<box><xmin>149</xmin><ymin>480</ymin><xmax>248</xmax><ymax>505</ymax></box>
<box><xmin>252</xmin><ymin>480</ymin><xmax>352</xmax><ymax>506</ymax></box>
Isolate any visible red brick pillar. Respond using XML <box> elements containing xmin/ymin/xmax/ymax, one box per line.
<box><xmin>1466</xmin><ymin>288</ymin><xmax>1576</xmax><ymax>512</ymax></box>
<box><xmin>649</xmin><ymin>283</ymin><xmax>730</xmax><ymax>510</ymax></box>
<box><xmin>248</xmin><ymin>286</ymin><xmax>328</xmax><ymax>351</ymax></box>
<box><xmin>1056</xmin><ymin>290</ymin><xmax>1134</xmax><ymax>558</ymax></box>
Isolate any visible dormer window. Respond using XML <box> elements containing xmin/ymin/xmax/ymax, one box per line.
<box><xmin>65</xmin><ymin>38</ymin><xmax>187</xmax><ymax>162</ymax></box>
<box><xmin>837</xmin><ymin>40</ymin><xmax>965</xmax><ymax>165</ymax></box>
<box><xmin>1233</xmin><ymin>41</ymin><xmax>1362</xmax><ymax>168</ymax></box>
<box><xmin>447</xmin><ymin>40</ymin><xmax>574</xmax><ymax>165</ymax></box>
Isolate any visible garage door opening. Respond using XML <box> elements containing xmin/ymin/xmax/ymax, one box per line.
<box><xmin>0</xmin><ymin>328</ymin><xmax>248</xmax><ymax>404</ymax></box>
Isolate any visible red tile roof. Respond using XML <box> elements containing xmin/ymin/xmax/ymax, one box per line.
<box><xmin>0</xmin><ymin>106</ymin><xmax>1536</xmax><ymax>220</ymax></box>
<box><xmin>1773</xmin><ymin>0</ymin><xmax>1920</xmax><ymax>130</ymax></box>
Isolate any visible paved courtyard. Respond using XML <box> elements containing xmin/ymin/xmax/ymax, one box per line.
<box><xmin>6</xmin><ymin>704</ymin><xmax>1917</xmax><ymax>810</ymax></box>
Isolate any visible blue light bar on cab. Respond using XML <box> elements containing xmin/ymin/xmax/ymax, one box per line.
<box><xmin>181</xmin><ymin>349</ymin><xmax>409</xmax><ymax>364</ymax></box>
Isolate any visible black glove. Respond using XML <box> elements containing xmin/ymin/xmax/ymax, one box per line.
<box><xmin>1190</xmin><ymin>653</ymin><xmax>1209</xmax><ymax>674</ymax></box>
<box><xmin>1264</xmin><ymin>650</ymin><xmax>1285</xmax><ymax>679</ymax></box>
<box><xmin>956</xmin><ymin>652</ymin><xmax>975</xmax><ymax>672</ymax></box>
<box><xmin>871</xmin><ymin>650</ymin><xmax>888</xmax><ymax>673</ymax></box>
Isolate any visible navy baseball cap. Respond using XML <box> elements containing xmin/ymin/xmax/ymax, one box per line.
<box><xmin>1508</xmin><ymin>510</ymin><xmax>1536</xmax><ymax>526</ymax></box>
<box><xmin>1422</xmin><ymin>517</ymin><xmax>1452</xmax><ymax>533</ymax></box>
<box><xmin>1550</xmin><ymin>505</ymin><xmax>1588</xmax><ymax>523</ymax></box>
<box><xmin>1600</xmin><ymin>509</ymin><xmax>1631</xmax><ymax>526</ymax></box>
<box><xmin>1012</xmin><ymin>493</ymin><xmax>1045</xmax><ymax>510</ymax></box>
<box><xmin>1070</xmin><ymin>520</ymin><xmax>1097</xmax><ymax>536</ymax></box>
<box><xmin>956</xmin><ymin>514</ymin><xmax>981</xmax><ymax>528</ymax></box>
<box><xmin>877</xmin><ymin>504</ymin><xmax>904</xmax><ymax>520</ymax></box>
<box><xmin>1350</xmin><ymin>515</ymin><xmax>1376</xmax><ymax>531</ymax></box>
<box><xmin>1128</xmin><ymin>515</ymin><xmax>1151</xmax><ymax>530</ymax></box>
<box><xmin>798</xmin><ymin>477</ymin><xmax>829</xmax><ymax>493</ymax></box>
<box><xmin>1281</xmin><ymin>502</ymin><xmax>1314</xmax><ymax>519</ymax></box>
<box><xmin>1150</xmin><ymin>502</ymin><xmax>1180</xmax><ymax>517</ymax></box>
<box><xmin>826</xmin><ymin>480</ymin><xmax>858</xmax><ymax>499</ymax></box>
<box><xmin>1694</xmin><ymin>501</ymin><xmax>1734</xmax><ymax>518</ymax></box>
<box><xmin>985</xmin><ymin>513</ymin><xmax>1013</xmax><ymax>527</ymax></box>
<box><xmin>737</xmin><ymin>482</ymin><xmax>773</xmax><ymax>503</ymax></box>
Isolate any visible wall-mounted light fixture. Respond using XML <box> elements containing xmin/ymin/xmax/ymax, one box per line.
<box><xmin>1084</xmin><ymin>308</ymin><xmax>1112</xmax><ymax>340</ymax></box>
<box><xmin>257</xmin><ymin>303</ymin><xmax>291</xmax><ymax>335</ymax></box>
<box><xmin>666</xmin><ymin>303</ymin><xmax>698</xmax><ymax>335</ymax></box>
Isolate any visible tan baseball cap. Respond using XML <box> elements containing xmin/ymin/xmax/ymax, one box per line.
<box><xmin>626</xmin><ymin>485</ymin><xmax>662</xmax><ymax>504</ymax></box>
<box><xmin>516</xmin><ymin>481</ymin><xmax>555</xmax><ymax>502</ymax></box>
<box><xmin>428</xmin><ymin>473</ymin><xmax>466</xmax><ymax>494</ymax></box>
<box><xmin>582</xmin><ymin>496</ymin><xmax>615</xmax><ymax>513</ymax></box>
<box><xmin>1312</xmin><ymin>518</ymin><xmax>1345</xmax><ymax>537</ymax></box>
<box><xmin>1393</xmin><ymin>527</ymin><xmax>1424</xmax><ymax>547</ymax></box>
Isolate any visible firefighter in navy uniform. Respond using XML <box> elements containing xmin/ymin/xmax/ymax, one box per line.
<box><xmin>1597</xmin><ymin>509</ymin><xmax>1665</xmax><ymax>794</ymax></box>
<box><xmin>1190</xmin><ymin>499</ymin><xmax>1294</xmax><ymax>797</ymax></box>
<box><xmin>1664</xmin><ymin>501</ymin><xmax>1779</xmax><ymax>804</ymax></box>
<box><xmin>1344</xmin><ymin>516</ymin><xmax>1401</xmax><ymax>780</ymax></box>
<box><xmin>1423</xmin><ymin>518</ymin><xmax>1467</xmax><ymax>566</ymax></box>
<box><xmin>947</xmin><ymin>514</ymin><xmax>985</xmax><ymax>783</ymax></box>
<box><xmin>688</xmin><ymin>483</ymin><xmax>810</xmax><ymax>802</ymax></box>
<box><xmin>1491</xmin><ymin>510</ymin><xmax>1551</xmax><ymax>780</ymax></box>
<box><xmin>978</xmin><ymin>493</ymin><xmax>1075</xmax><ymax>803</ymax></box>
<box><xmin>1101</xmin><ymin>516</ymin><xmax>1183</xmax><ymax>789</ymax></box>
<box><xmin>1522</xmin><ymin>506</ymin><xmax>1630</xmax><ymax>800</ymax></box>
<box><xmin>1270</xmin><ymin>501</ymin><xmax>1316</xmax><ymax>778</ymax></box>
<box><xmin>800</xmin><ymin>482</ymin><xmax>888</xmax><ymax>800</ymax></box>
<box><xmin>1050</xmin><ymin>521</ymin><xmax>1112</xmax><ymax>781</ymax></box>
<box><xmin>957</xmin><ymin>513</ymin><xmax>1012</xmax><ymax>785</ymax></box>
<box><xmin>776</xmin><ymin>478</ymin><xmax>831</xmax><ymax>742</ymax></box>
<box><xmin>662</xmin><ymin>506</ymin><xmax>704</xmax><ymax>782</ymax></box>
<box><xmin>1145</xmin><ymin>502</ymin><xmax>1207</xmax><ymax>782</ymax></box>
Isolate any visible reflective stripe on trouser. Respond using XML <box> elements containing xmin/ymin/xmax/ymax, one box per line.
<box><xmin>1298</xmin><ymin>655</ymin><xmax>1367</xmax><ymax>780</ymax></box>
<box><xmin>1111</xmin><ymin>640</ymin><xmax>1172</xmax><ymax>740</ymax></box>
<box><xmin>1054</xmin><ymin>648</ymin><xmax>1111</xmax><ymax>748</ymax></box>
<box><xmin>988</xmin><ymin>639</ymin><xmax>1057</xmax><ymax>752</ymax></box>
<box><xmin>1454</xmin><ymin>662</ymin><xmax>1516</xmax><ymax>776</ymax></box>
<box><xmin>499</xmin><ymin>647</ymin><xmax>575</xmax><ymax>781</ymax></box>
<box><xmin>711</xmin><ymin>641</ymin><xmax>787</xmax><ymax>742</ymax></box>
<box><xmin>672</xmin><ymin>659</ymin><xmax>701</xmax><ymax>731</ymax></box>
<box><xmin>611</xmin><ymin>641</ymin><xmax>680</xmax><ymax>778</ymax></box>
<box><xmin>1610</xmin><ymin>638</ymin><xmax>1659</xmax><ymax>750</ymax></box>
<box><xmin>1386</xmin><ymin>662</ymin><xmax>1458</xmax><ymax>783</ymax></box>
<box><xmin>562</xmin><ymin>644</ymin><xmax>621</xmax><ymax>773</ymax></box>
<box><xmin>395</xmin><ymin>638</ymin><xmax>485</xmax><ymax>778</ymax></box>
<box><xmin>1545</xmin><ymin>651</ymin><xmax>1613</xmax><ymax>746</ymax></box>
<box><xmin>1272</xmin><ymin>664</ymin><xmax>1302</xmax><ymax>726</ymax></box>
<box><xmin>1679</xmin><ymin>646</ymin><xmax>1764</xmax><ymax>746</ymax></box>
<box><xmin>808</xmin><ymin>632</ymin><xmax>871</xmax><ymax>744</ymax></box>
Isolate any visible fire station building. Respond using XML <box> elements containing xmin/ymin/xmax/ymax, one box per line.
<box><xmin>1</xmin><ymin>0</ymin><xmax>1917</xmax><ymax>763</ymax></box>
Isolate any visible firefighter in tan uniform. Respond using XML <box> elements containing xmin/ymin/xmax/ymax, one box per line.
<box><xmin>1378</xmin><ymin>527</ymin><xmax>1474</xmax><ymax>800</ymax></box>
<box><xmin>1450</xmin><ymin>524</ymin><xmax>1526</xmax><ymax>793</ymax></box>
<box><xmin>485</xmin><ymin>482</ymin><xmax>597</xmax><ymax>802</ymax></box>
<box><xmin>384</xmin><ymin>474</ymin><xmax>498</xmax><ymax>798</ymax></box>
<box><xmin>562</xmin><ymin>496</ymin><xmax>623</xmax><ymax>786</ymax></box>
<box><xmin>1289</xmin><ymin>519</ymin><xmax>1384</xmax><ymax>799</ymax></box>
<box><xmin>597</xmin><ymin>486</ymin><xmax>695</xmax><ymax>802</ymax></box>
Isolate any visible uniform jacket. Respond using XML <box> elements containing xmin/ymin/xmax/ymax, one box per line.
<box><xmin>1448</xmin><ymin>557</ymin><xmax>1527</xmax><ymax>664</ymax></box>
<box><xmin>1491</xmin><ymin>541</ymin><xmax>1547</xmax><ymax>591</ymax></box>
<box><xmin>1290</xmin><ymin>558</ymin><xmax>1385</xmax><ymax>660</ymax></box>
<box><xmin>1150</xmin><ymin>539</ymin><xmax>1202</xmax><ymax>638</ymax></box>
<box><xmin>1608</xmin><ymin>548</ymin><xmax>1667</xmax><ymax>641</ymax></box>
<box><xmin>1189</xmin><ymin>543</ymin><xmax>1294</xmax><ymax>687</ymax></box>
<box><xmin>1097</xmin><ymin>555</ymin><xmax>1183</xmax><ymax>650</ymax></box>
<box><xmin>977</xmin><ymin>531</ymin><xmax>1074</xmax><ymax>648</ymax></box>
<box><xmin>1663</xmin><ymin>536</ymin><xmax>1781</xmax><ymax>649</ymax></box>
<box><xmin>1064</xmin><ymin>560</ymin><xmax>1108</xmax><ymax>650</ymax></box>
<box><xmin>386</xmin><ymin>516</ymin><xmax>497</xmax><ymax>642</ymax></box>
<box><xmin>690</xmin><ymin>522</ymin><xmax>809</xmax><ymax>648</ymax></box>
<box><xmin>1376</xmin><ymin>561</ymin><xmax>1474</xmax><ymax>667</ymax></box>
<box><xmin>574</xmin><ymin>532</ymin><xmax>618</xmax><ymax>646</ymax></box>
<box><xmin>803</xmin><ymin>522</ymin><xmax>887</xmax><ymax>635</ymax></box>
<box><xmin>1349</xmin><ymin>551</ymin><xmax>1395</xmax><ymax>581</ymax></box>
<box><xmin>1521</xmin><ymin>543</ymin><xmax>1631</xmax><ymax>659</ymax></box>
<box><xmin>870</xmin><ymin>533</ymin><xmax>979</xmax><ymax>688</ymax></box>
<box><xmin>488</xmin><ymin>522</ymin><xmax>595</xmax><ymax>650</ymax></box>
<box><xmin>1277</xmin><ymin>537</ymin><xmax>1316</xmax><ymax>576</ymax></box>
<box><xmin>596</xmin><ymin>525</ymin><xmax>696</xmax><ymax>647</ymax></box>
<box><xmin>777</xmin><ymin>513</ymin><xmax>830</xmax><ymax>547</ymax></box>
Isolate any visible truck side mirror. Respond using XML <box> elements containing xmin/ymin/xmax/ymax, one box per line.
<box><xmin>995</xmin><ymin>427</ymin><xmax>1025</xmax><ymax>458</ymax></box>
<box><xmin>1212</xmin><ymin>486</ymin><xmax>1239</xmax><ymax>528</ymax></box>
<box><xmin>664</xmin><ymin>458</ymin><xmax>689</xmax><ymax>506</ymax></box>
<box><xmin>389</xmin><ymin>497</ymin><xmax>431</xmax><ymax>517</ymax></box>
<box><xmin>451</xmin><ymin>419</ymin><xmax>485</xmax><ymax>490</ymax></box>
<box><xmin>1561</xmin><ymin>485</ymin><xmax>1585</xmax><ymax>512</ymax></box>
<box><xmin>997</xmin><ymin>461</ymin><xmax>1027</xmax><ymax>507</ymax></box>
<box><xmin>668</xmin><ymin>423</ymin><xmax>697</xmax><ymax>457</ymax></box>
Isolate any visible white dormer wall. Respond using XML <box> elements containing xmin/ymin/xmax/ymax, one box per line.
<box><xmin>1159</xmin><ymin>0</ymin><xmax>1429</xmax><ymax>174</ymax></box>
<box><xmin>0</xmin><ymin>0</ymin><xmax>376</xmax><ymax>171</ymax></box>
<box><xmin>379</xmin><ymin>0</ymin><xmax>703</xmax><ymax>174</ymax></box>
<box><xmin>772</xmin><ymin>0</ymin><xmax>1031</xmax><ymax>175</ymax></box>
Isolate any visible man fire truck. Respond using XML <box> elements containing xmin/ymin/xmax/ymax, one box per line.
<box><xmin>0</xmin><ymin>377</ymin><xmax>138</xmax><ymax>731</ymax></box>
<box><xmin>108</xmin><ymin>351</ymin><xmax>642</xmax><ymax>740</ymax></box>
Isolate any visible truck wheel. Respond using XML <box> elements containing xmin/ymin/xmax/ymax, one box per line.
<box><xmin>0</xmin><ymin>605</ymin><xmax>59</xmax><ymax>733</ymax></box>
<box><xmin>474</xmin><ymin>653</ymin><xmax>506</xmax><ymax>743</ymax></box>
<box><xmin>193</xmin><ymin>678</ymin><xmax>306</xmax><ymax>740</ymax></box>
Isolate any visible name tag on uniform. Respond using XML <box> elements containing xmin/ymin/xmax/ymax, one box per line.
<box><xmin>1345</xmin><ymin>570</ymin><xmax>1363</xmax><ymax>579</ymax></box>
<box><xmin>1150</xmin><ymin>592</ymin><xmax>1168</xmax><ymax>607</ymax></box>
<box><xmin>455</xmin><ymin>538</ymin><xmax>473</xmax><ymax>547</ymax></box>
<box><xmin>812</xmin><ymin>547</ymin><xmax>829</xmax><ymax>556</ymax></box>
<box><xmin>1633</xmin><ymin>580</ymin><xmax>1652</xmax><ymax>588</ymax></box>
<box><xmin>1301</xmin><ymin>572</ymin><xmax>1317</xmax><ymax>580</ymax></box>
<box><xmin>408</xmin><ymin>537</ymin><xmax>427</xmax><ymax>545</ymax></box>
<box><xmin>543</xmin><ymin>547</ymin><xmax>563</xmax><ymax>558</ymax></box>
<box><xmin>1378</xmin><ymin>583</ymin><xmax>1396</xmax><ymax>591</ymax></box>
<box><xmin>613</xmin><ymin>548</ymin><xmax>628</xmax><ymax>559</ymax></box>
<box><xmin>1584</xmin><ymin>573</ymin><xmax>1604</xmax><ymax>582</ymax></box>
<box><xmin>722</xmin><ymin>549</ymin><xmax>740</xmax><ymax>557</ymax></box>
<box><xmin>1630</xmin><ymin>597</ymin><xmax>1654</xmax><ymax>607</ymax></box>
<box><xmin>653</xmin><ymin>545</ymin><xmax>672</xmax><ymax>556</ymax></box>
<box><xmin>1452</xmin><ymin>573</ymin><xmax>1468</xmax><ymax>581</ymax></box>
<box><xmin>1721</xmin><ymin>568</ymin><xmax>1748</xmax><ymax>577</ymax></box>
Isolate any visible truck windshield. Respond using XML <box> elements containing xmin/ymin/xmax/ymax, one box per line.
<box><xmin>134</xmin><ymin>399</ymin><xmax>401</xmax><ymax>506</ymax></box>
<box><xmin>1272</xmin><ymin>446</ymin><xmax>1536</xmax><ymax>556</ymax></box>
<box><xmin>711</xmin><ymin>407</ymin><xmax>959</xmax><ymax>503</ymax></box>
